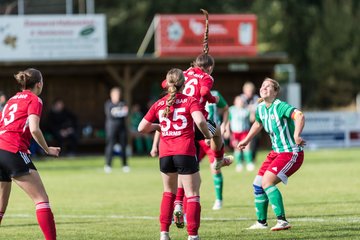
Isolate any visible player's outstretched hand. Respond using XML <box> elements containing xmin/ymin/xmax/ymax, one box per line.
<box><xmin>48</xmin><ymin>147</ymin><xmax>61</xmax><ymax>157</ymax></box>
<box><xmin>237</xmin><ymin>140</ymin><xmax>249</xmax><ymax>150</ymax></box>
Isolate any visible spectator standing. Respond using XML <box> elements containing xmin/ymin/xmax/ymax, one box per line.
<box><xmin>240</xmin><ymin>81</ymin><xmax>260</xmax><ymax>162</ymax></box>
<box><xmin>227</xmin><ymin>95</ymin><xmax>254</xmax><ymax>172</ymax></box>
<box><xmin>104</xmin><ymin>87</ymin><xmax>129</xmax><ymax>173</ymax></box>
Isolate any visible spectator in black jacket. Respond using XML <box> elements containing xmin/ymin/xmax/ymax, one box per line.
<box><xmin>47</xmin><ymin>98</ymin><xmax>78</xmax><ymax>156</ymax></box>
<box><xmin>104</xmin><ymin>87</ymin><xmax>129</xmax><ymax>173</ymax></box>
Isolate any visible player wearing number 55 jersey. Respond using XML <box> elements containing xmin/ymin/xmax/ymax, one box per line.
<box><xmin>0</xmin><ymin>68</ymin><xmax>60</xmax><ymax>239</ymax></box>
<box><xmin>138</xmin><ymin>68</ymin><xmax>213</xmax><ymax>240</ymax></box>
<box><xmin>145</xmin><ymin>86</ymin><xmax>202</xmax><ymax>158</ymax></box>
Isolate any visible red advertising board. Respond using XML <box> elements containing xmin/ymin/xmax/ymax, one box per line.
<box><xmin>155</xmin><ymin>14</ymin><xmax>257</xmax><ymax>57</ymax></box>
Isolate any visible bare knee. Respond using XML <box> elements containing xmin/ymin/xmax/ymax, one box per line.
<box><xmin>261</xmin><ymin>171</ymin><xmax>281</xmax><ymax>189</ymax></box>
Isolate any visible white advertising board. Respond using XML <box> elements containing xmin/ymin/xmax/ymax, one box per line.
<box><xmin>303</xmin><ymin>111</ymin><xmax>360</xmax><ymax>149</ymax></box>
<box><xmin>0</xmin><ymin>15</ymin><xmax>107</xmax><ymax>61</ymax></box>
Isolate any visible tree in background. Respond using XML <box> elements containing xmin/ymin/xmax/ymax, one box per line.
<box><xmin>307</xmin><ymin>0</ymin><xmax>360</xmax><ymax>108</ymax></box>
<box><xmin>252</xmin><ymin>0</ymin><xmax>360</xmax><ymax>109</ymax></box>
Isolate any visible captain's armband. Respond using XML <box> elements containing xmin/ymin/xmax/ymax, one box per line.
<box><xmin>291</xmin><ymin>109</ymin><xmax>303</xmax><ymax>120</ymax></box>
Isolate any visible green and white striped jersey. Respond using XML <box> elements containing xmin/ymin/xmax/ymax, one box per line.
<box><xmin>256</xmin><ymin>99</ymin><xmax>303</xmax><ymax>153</ymax></box>
<box><xmin>228</xmin><ymin>106</ymin><xmax>250</xmax><ymax>132</ymax></box>
<box><xmin>205</xmin><ymin>90</ymin><xmax>227</xmax><ymax>124</ymax></box>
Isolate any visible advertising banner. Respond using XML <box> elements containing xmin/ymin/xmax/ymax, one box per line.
<box><xmin>155</xmin><ymin>14</ymin><xmax>257</xmax><ymax>57</ymax></box>
<box><xmin>303</xmin><ymin>112</ymin><xmax>360</xmax><ymax>149</ymax></box>
<box><xmin>0</xmin><ymin>14</ymin><xmax>107</xmax><ymax>61</ymax></box>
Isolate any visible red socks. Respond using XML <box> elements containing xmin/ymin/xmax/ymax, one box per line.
<box><xmin>174</xmin><ymin>188</ymin><xmax>187</xmax><ymax>213</ymax></box>
<box><xmin>183</xmin><ymin>196</ymin><xmax>187</xmax><ymax>214</ymax></box>
<box><xmin>214</xmin><ymin>145</ymin><xmax>225</xmax><ymax>159</ymax></box>
<box><xmin>36</xmin><ymin>202</ymin><xmax>56</xmax><ymax>240</ymax></box>
<box><xmin>186</xmin><ymin>196</ymin><xmax>201</xmax><ymax>236</ymax></box>
<box><xmin>159</xmin><ymin>192</ymin><xmax>176</xmax><ymax>232</ymax></box>
<box><xmin>174</xmin><ymin>187</ymin><xmax>184</xmax><ymax>207</ymax></box>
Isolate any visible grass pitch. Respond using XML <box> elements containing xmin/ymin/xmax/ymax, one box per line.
<box><xmin>1</xmin><ymin>148</ymin><xmax>360</xmax><ymax>239</ymax></box>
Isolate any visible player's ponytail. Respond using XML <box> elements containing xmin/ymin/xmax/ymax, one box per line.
<box><xmin>162</xmin><ymin>68</ymin><xmax>185</xmax><ymax>118</ymax></box>
<box><xmin>200</xmin><ymin>8</ymin><xmax>209</xmax><ymax>55</ymax></box>
<box><xmin>14</xmin><ymin>68</ymin><xmax>42</xmax><ymax>90</ymax></box>
<box><xmin>192</xmin><ymin>9</ymin><xmax>214</xmax><ymax>73</ymax></box>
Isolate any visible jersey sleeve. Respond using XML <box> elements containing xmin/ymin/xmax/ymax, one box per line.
<box><xmin>216</xmin><ymin>92</ymin><xmax>228</xmax><ymax>108</ymax></box>
<box><xmin>161</xmin><ymin>79</ymin><xmax>167</xmax><ymax>89</ymax></box>
<box><xmin>200</xmin><ymin>76</ymin><xmax>217</xmax><ymax>103</ymax></box>
<box><xmin>255</xmin><ymin>106</ymin><xmax>262</xmax><ymax>123</ymax></box>
<box><xmin>28</xmin><ymin>97</ymin><xmax>42</xmax><ymax>116</ymax></box>
<box><xmin>188</xmin><ymin>97</ymin><xmax>202</xmax><ymax>113</ymax></box>
<box><xmin>277</xmin><ymin>101</ymin><xmax>295</xmax><ymax>119</ymax></box>
<box><xmin>144</xmin><ymin>102</ymin><xmax>158</xmax><ymax>123</ymax></box>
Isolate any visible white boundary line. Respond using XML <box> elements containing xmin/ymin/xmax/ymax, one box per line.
<box><xmin>5</xmin><ymin>214</ymin><xmax>360</xmax><ymax>223</ymax></box>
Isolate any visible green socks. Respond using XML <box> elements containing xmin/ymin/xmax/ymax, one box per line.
<box><xmin>244</xmin><ymin>150</ymin><xmax>252</xmax><ymax>164</ymax></box>
<box><xmin>235</xmin><ymin>150</ymin><xmax>252</xmax><ymax>164</ymax></box>
<box><xmin>213</xmin><ymin>173</ymin><xmax>223</xmax><ymax>200</ymax></box>
<box><xmin>234</xmin><ymin>151</ymin><xmax>242</xmax><ymax>165</ymax></box>
<box><xmin>265</xmin><ymin>185</ymin><xmax>285</xmax><ymax>218</ymax></box>
<box><xmin>255</xmin><ymin>193</ymin><xmax>268</xmax><ymax>221</ymax></box>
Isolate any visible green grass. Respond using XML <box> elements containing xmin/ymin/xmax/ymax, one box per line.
<box><xmin>2</xmin><ymin>148</ymin><xmax>360</xmax><ymax>239</ymax></box>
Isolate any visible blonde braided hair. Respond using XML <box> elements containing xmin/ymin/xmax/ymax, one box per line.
<box><xmin>162</xmin><ymin>68</ymin><xmax>185</xmax><ymax>118</ymax></box>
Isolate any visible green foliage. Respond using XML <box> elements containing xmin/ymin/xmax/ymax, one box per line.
<box><xmin>95</xmin><ymin>0</ymin><xmax>359</xmax><ymax>109</ymax></box>
<box><xmin>1</xmin><ymin>148</ymin><xmax>360</xmax><ymax>239</ymax></box>
<box><xmin>248</xmin><ymin>0</ymin><xmax>359</xmax><ymax>109</ymax></box>
<box><xmin>308</xmin><ymin>0</ymin><xmax>360</xmax><ymax>108</ymax></box>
